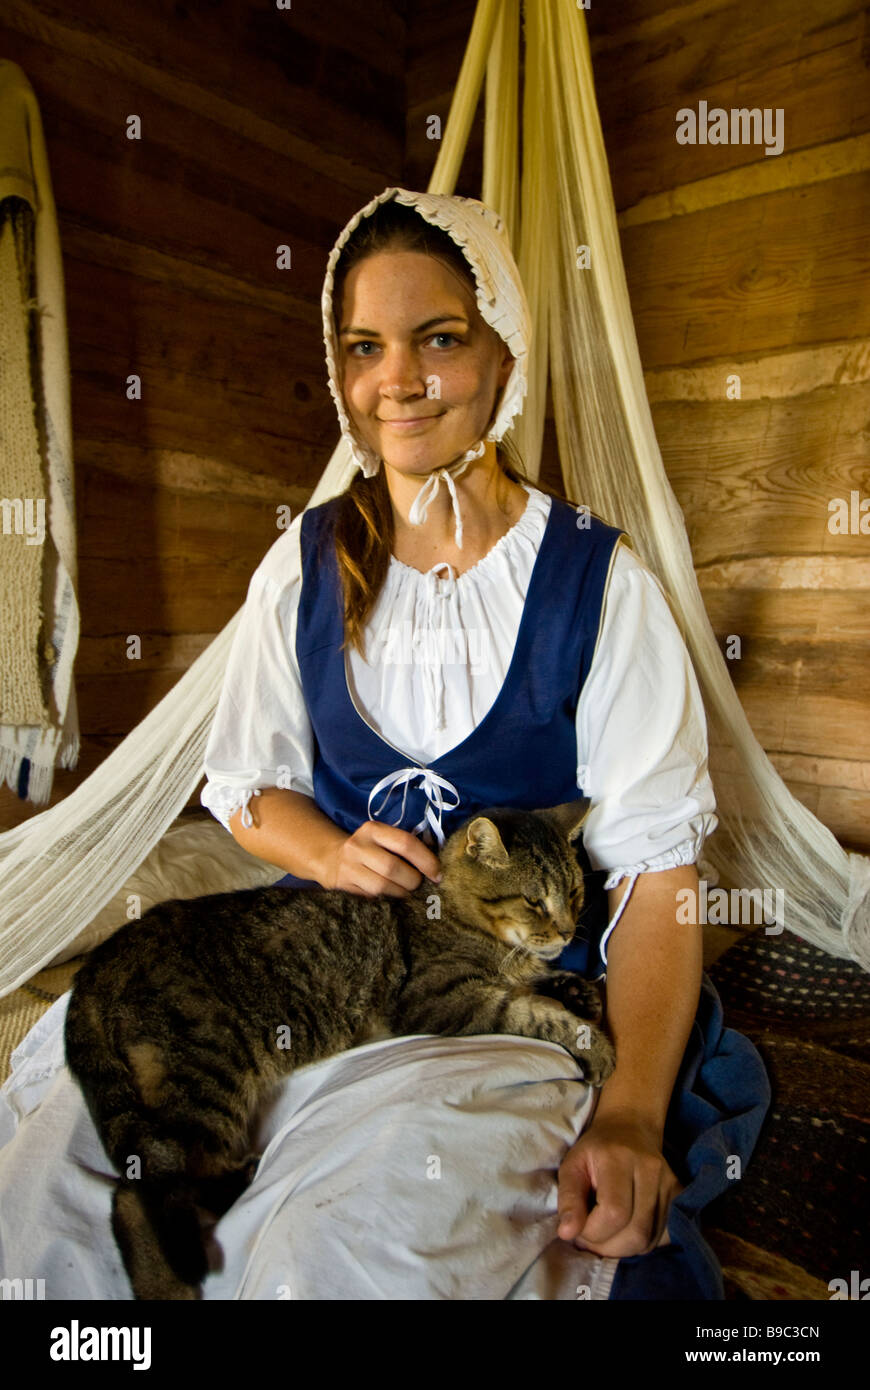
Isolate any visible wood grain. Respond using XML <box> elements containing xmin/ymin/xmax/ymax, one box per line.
<box><xmin>2</xmin><ymin>0</ymin><xmax>866</xmax><ymax>860</ymax></box>
<box><xmin>0</xmin><ymin>0</ymin><xmax>404</xmax><ymax>831</ymax></box>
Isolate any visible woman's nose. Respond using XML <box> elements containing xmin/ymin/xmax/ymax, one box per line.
<box><xmin>378</xmin><ymin>346</ymin><xmax>426</xmax><ymax>398</ymax></box>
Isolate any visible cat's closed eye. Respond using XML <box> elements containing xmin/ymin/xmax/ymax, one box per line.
<box><xmin>523</xmin><ymin>895</ymin><xmax>545</xmax><ymax>910</ymax></box>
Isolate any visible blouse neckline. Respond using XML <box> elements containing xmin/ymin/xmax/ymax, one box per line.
<box><xmin>343</xmin><ymin>487</ymin><xmax>562</xmax><ymax>770</ymax></box>
<box><xmin>386</xmin><ymin>483</ymin><xmax>546</xmax><ymax>586</ymax></box>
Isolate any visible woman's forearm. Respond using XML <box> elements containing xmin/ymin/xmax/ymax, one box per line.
<box><xmin>229</xmin><ymin>787</ymin><xmax>347</xmax><ymax>886</ymax></box>
<box><xmin>593</xmin><ymin>864</ymin><xmax>703</xmax><ymax>1135</ymax></box>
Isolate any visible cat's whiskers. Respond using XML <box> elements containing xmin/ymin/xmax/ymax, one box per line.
<box><xmin>498</xmin><ymin>942</ymin><xmax>527</xmax><ymax>976</ymax></box>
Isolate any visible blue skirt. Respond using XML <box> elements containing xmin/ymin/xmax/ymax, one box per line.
<box><xmin>609</xmin><ymin>973</ymin><xmax>770</xmax><ymax>1299</ymax></box>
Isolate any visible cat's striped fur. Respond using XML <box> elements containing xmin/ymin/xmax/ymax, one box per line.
<box><xmin>65</xmin><ymin>800</ymin><xmax>615</xmax><ymax>1299</ymax></box>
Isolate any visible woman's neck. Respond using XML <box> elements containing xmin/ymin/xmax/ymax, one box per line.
<box><xmin>386</xmin><ymin>443</ymin><xmax>529</xmax><ymax>576</ymax></box>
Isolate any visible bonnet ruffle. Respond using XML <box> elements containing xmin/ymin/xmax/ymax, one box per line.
<box><xmin>321</xmin><ymin>188</ymin><xmax>531</xmax><ymax>544</ymax></box>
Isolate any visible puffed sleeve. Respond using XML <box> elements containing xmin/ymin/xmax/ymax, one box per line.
<box><xmin>576</xmin><ymin>543</ymin><xmax>718</xmax><ymax>893</ymax></box>
<box><xmin>200</xmin><ymin>514</ymin><xmax>315</xmax><ymax>833</ymax></box>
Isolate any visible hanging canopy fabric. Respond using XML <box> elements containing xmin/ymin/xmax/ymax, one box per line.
<box><xmin>0</xmin><ymin>0</ymin><xmax>867</xmax><ymax>997</ymax></box>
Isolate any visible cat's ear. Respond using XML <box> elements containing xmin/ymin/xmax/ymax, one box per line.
<box><xmin>536</xmin><ymin>799</ymin><xmax>591</xmax><ymax>844</ymax></box>
<box><xmin>465</xmin><ymin>817</ymin><xmax>510</xmax><ymax>869</ymax></box>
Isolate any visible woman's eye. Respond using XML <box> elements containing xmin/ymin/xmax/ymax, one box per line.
<box><xmin>348</xmin><ymin>334</ymin><xmax>457</xmax><ymax>356</ymax></box>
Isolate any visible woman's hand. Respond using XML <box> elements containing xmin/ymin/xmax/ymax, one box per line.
<box><xmin>556</xmin><ymin>1111</ymin><xmax>683</xmax><ymax>1256</ymax></box>
<box><xmin>553</xmin><ymin>865</ymin><xmax>700</xmax><ymax>1259</ymax></box>
<box><xmin>321</xmin><ymin>820</ymin><xmax>443</xmax><ymax>897</ymax></box>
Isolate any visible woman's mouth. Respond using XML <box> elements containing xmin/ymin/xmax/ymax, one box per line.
<box><xmin>379</xmin><ymin>415</ymin><xmax>443</xmax><ymax>431</ymax></box>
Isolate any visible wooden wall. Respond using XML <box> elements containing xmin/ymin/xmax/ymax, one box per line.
<box><xmin>406</xmin><ymin>0</ymin><xmax>870</xmax><ymax>854</ymax></box>
<box><xmin>0</xmin><ymin>0</ymin><xmax>406</xmax><ymax>831</ymax></box>
<box><xmin>2</xmin><ymin>0</ymin><xmax>868</xmax><ymax>857</ymax></box>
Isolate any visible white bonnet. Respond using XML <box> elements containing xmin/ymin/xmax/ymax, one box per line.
<box><xmin>321</xmin><ymin>187</ymin><xmax>531</xmax><ymax>478</ymax></box>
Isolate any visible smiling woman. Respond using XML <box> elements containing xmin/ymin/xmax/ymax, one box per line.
<box><xmin>0</xmin><ymin>187</ymin><xmax>766</xmax><ymax>1304</ymax></box>
<box><xmin>337</xmin><ymin>247</ymin><xmax>513</xmax><ymax>487</ymax></box>
<box><xmin>196</xmin><ymin>188</ymin><xmax>758</xmax><ymax>1297</ymax></box>
<box><xmin>339</xmin><ymin>249</ymin><xmax>521</xmax><ymax>572</ymax></box>
<box><xmin>327</xmin><ymin>197</ymin><xmax>557</xmax><ymax>649</ymax></box>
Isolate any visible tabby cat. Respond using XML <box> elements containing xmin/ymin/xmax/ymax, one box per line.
<box><xmin>65</xmin><ymin>799</ymin><xmax>615</xmax><ymax>1300</ymax></box>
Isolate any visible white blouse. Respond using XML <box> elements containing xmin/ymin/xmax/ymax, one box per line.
<box><xmin>201</xmin><ymin>484</ymin><xmax>717</xmax><ymax>893</ymax></box>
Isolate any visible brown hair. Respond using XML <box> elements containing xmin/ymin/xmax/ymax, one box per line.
<box><xmin>329</xmin><ymin>198</ymin><xmax>575</xmax><ymax>657</ymax></box>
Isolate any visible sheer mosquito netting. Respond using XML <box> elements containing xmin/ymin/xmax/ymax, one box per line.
<box><xmin>1</xmin><ymin>0</ymin><xmax>867</xmax><ymax>996</ymax></box>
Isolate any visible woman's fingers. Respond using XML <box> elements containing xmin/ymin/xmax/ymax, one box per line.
<box><xmin>571</xmin><ymin>1155</ymin><xmax>643</xmax><ymax>1252</ymax></box>
<box><xmin>558</xmin><ymin>1123</ymin><xmax>683</xmax><ymax>1258</ymax></box>
<box><xmin>368</xmin><ymin>824</ymin><xmax>443</xmax><ymax>884</ymax></box>
<box><xmin>576</xmin><ymin>1169</ymin><xmax>678</xmax><ymax>1256</ymax></box>
<box><xmin>556</xmin><ymin>1151</ymin><xmax>593</xmax><ymax>1241</ymax></box>
<box><xmin>334</xmin><ymin>822</ymin><xmax>442</xmax><ymax>895</ymax></box>
<box><xmin>653</xmin><ymin>1173</ymin><xmax>683</xmax><ymax>1248</ymax></box>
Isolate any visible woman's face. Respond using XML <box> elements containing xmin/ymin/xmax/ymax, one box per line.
<box><xmin>336</xmin><ymin>248</ymin><xmax>514</xmax><ymax>478</ymax></box>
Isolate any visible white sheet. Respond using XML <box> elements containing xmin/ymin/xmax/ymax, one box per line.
<box><xmin>0</xmin><ymin>994</ymin><xmax>617</xmax><ymax>1301</ymax></box>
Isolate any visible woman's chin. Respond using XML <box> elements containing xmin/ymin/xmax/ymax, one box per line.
<box><xmin>377</xmin><ymin>441</ymin><xmax>482</xmax><ymax>477</ymax></box>
<box><xmin>382</xmin><ymin>452</ymin><xmax>452</xmax><ymax>475</ymax></box>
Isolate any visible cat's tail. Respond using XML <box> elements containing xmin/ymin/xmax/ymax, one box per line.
<box><xmin>112</xmin><ymin>1162</ymin><xmax>257</xmax><ymax>1299</ymax></box>
<box><xmin>66</xmin><ymin>1025</ymin><xmax>234</xmax><ymax>1297</ymax></box>
<box><xmin>112</xmin><ymin>1179</ymin><xmax>205</xmax><ymax>1300</ymax></box>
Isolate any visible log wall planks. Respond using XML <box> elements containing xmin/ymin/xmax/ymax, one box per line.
<box><xmin>0</xmin><ymin>0</ymin><xmax>406</xmax><ymax>828</ymax></box>
<box><xmin>591</xmin><ymin>0</ymin><xmax>870</xmax><ymax>852</ymax></box>
<box><xmin>406</xmin><ymin>0</ymin><xmax>870</xmax><ymax>853</ymax></box>
<box><xmin>2</xmin><ymin>0</ymin><xmax>867</xmax><ymax>858</ymax></box>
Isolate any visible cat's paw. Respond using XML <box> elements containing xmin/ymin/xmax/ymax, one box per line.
<box><xmin>569</xmin><ymin>1026</ymin><xmax>616</xmax><ymax>1087</ymax></box>
<box><xmin>535</xmin><ymin>971</ymin><xmax>603</xmax><ymax>1022</ymax></box>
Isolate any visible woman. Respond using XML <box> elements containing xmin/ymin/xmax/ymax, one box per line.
<box><xmin>0</xmin><ymin>189</ymin><xmax>766</xmax><ymax>1301</ymax></box>
<box><xmin>198</xmin><ymin>189</ymin><xmax>766</xmax><ymax>1298</ymax></box>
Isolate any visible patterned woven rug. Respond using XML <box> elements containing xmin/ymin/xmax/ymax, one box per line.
<box><xmin>0</xmin><ymin>958</ymin><xmax>82</xmax><ymax>1082</ymax></box>
<box><xmin>705</xmin><ymin>928</ymin><xmax>870</xmax><ymax>1299</ymax></box>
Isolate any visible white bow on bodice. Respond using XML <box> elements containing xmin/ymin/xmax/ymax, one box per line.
<box><xmin>367</xmin><ymin>766</ymin><xmax>461</xmax><ymax>849</ymax></box>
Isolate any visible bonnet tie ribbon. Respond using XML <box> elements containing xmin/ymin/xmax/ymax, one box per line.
<box><xmin>367</xmin><ymin>767</ymin><xmax>461</xmax><ymax>849</ymax></box>
<box><xmin>406</xmin><ymin>441</ymin><xmax>485</xmax><ymax>550</ymax></box>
